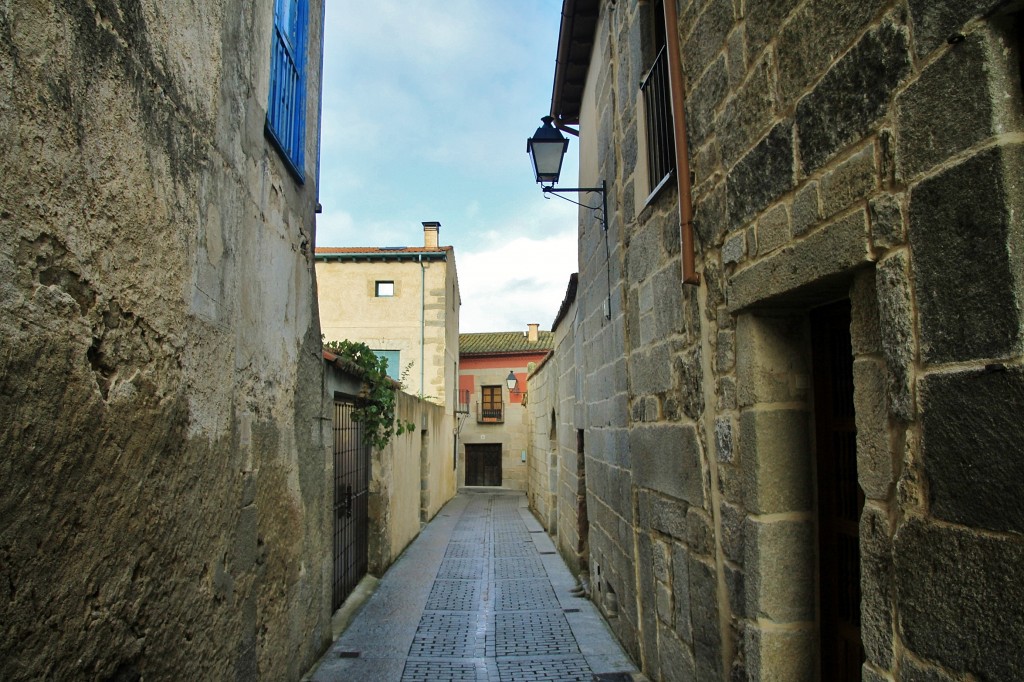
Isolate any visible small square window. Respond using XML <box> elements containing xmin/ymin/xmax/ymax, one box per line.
<box><xmin>375</xmin><ymin>281</ymin><xmax>394</xmax><ymax>297</ymax></box>
<box><xmin>372</xmin><ymin>350</ymin><xmax>400</xmax><ymax>379</ymax></box>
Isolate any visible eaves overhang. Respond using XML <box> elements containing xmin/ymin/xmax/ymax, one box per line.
<box><xmin>314</xmin><ymin>251</ymin><xmax>448</xmax><ymax>263</ymax></box>
<box><xmin>550</xmin><ymin>0</ymin><xmax>600</xmax><ymax>127</ymax></box>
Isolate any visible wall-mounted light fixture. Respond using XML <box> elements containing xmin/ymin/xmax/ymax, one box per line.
<box><xmin>506</xmin><ymin>370</ymin><xmax>527</xmax><ymax>405</ymax></box>
<box><xmin>527</xmin><ymin>116</ymin><xmax>611</xmax><ymax>320</ymax></box>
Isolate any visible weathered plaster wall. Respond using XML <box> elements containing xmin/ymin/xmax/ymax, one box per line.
<box><xmin>531</xmin><ymin>1</ymin><xmax>1024</xmax><ymax>681</ymax></box>
<box><xmin>0</xmin><ymin>1</ymin><xmax>328</xmax><ymax>680</ymax></box>
<box><xmin>366</xmin><ymin>390</ymin><xmax>454</xmax><ymax>572</ymax></box>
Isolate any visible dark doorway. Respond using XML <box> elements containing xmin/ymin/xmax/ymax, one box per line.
<box><xmin>576</xmin><ymin>429</ymin><xmax>589</xmax><ymax>566</ymax></box>
<box><xmin>811</xmin><ymin>300</ymin><xmax>864</xmax><ymax>681</ymax></box>
<box><xmin>332</xmin><ymin>398</ymin><xmax>370</xmax><ymax>611</ymax></box>
<box><xmin>465</xmin><ymin>444</ymin><xmax>502</xmax><ymax>486</ymax></box>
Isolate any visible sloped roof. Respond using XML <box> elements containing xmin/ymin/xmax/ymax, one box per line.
<box><xmin>316</xmin><ymin>245</ymin><xmax>452</xmax><ymax>254</ymax></box>
<box><xmin>460</xmin><ymin>331</ymin><xmax>554</xmax><ymax>355</ymax></box>
<box><xmin>314</xmin><ymin>245</ymin><xmax>453</xmax><ymax>262</ymax></box>
<box><xmin>551</xmin><ymin>0</ymin><xmax>601</xmax><ymax>125</ymax></box>
<box><xmin>551</xmin><ymin>273</ymin><xmax>578</xmax><ymax>332</ymax></box>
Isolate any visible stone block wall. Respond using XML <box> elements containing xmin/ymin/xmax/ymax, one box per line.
<box><xmin>1</xmin><ymin>2</ymin><xmax>329</xmax><ymax>680</ymax></box>
<box><xmin>526</xmin><ymin>293</ymin><xmax>587</xmax><ymax>574</ymax></box>
<box><xmin>532</xmin><ymin>0</ymin><xmax>1024</xmax><ymax>680</ymax></box>
<box><xmin>527</xmin><ymin>353</ymin><xmax>556</xmax><ymax>528</ymax></box>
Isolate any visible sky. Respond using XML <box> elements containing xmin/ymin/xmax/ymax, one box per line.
<box><xmin>317</xmin><ymin>1</ymin><xmax>580</xmax><ymax>333</ymax></box>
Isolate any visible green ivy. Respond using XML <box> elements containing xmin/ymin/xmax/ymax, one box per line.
<box><xmin>324</xmin><ymin>339</ymin><xmax>416</xmax><ymax>450</ymax></box>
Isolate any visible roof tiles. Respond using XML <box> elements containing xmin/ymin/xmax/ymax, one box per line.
<box><xmin>459</xmin><ymin>331</ymin><xmax>554</xmax><ymax>355</ymax></box>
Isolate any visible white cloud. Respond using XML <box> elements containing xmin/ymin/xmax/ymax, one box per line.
<box><xmin>456</xmin><ymin>203</ymin><xmax>579</xmax><ymax>333</ymax></box>
<box><xmin>317</xmin><ymin>1</ymin><xmax>584</xmax><ymax>332</ymax></box>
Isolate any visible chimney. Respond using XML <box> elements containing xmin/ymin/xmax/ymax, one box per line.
<box><xmin>527</xmin><ymin>323</ymin><xmax>539</xmax><ymax>342</ymax></box>
<box><xmin>422</xmin><ymin>221</ymin><xmax>440</xmax><ymax>249</ymax></box>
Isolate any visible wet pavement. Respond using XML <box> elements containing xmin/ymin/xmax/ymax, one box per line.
<box><xmin>307</xmin><ymin>489</ymin><xmax>642</xmax><ymax>681</ymax></box>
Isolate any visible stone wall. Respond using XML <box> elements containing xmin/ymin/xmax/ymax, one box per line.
<box><xmin>526</xmin><ymin>354</ymin><xmax>556</xmax><ymax>529</ymax></box>
<box><xmin>1</xmin><ymin>2</ymin><xmax>329</xmax><ymax>680</ymax></box>
<box><xmin>531</xmin><ymin>1</ymin><xmax>1024</xmax><ymax>680</ymax></box>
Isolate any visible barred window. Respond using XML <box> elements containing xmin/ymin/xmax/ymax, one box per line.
<box><xmin>639</xmin><ymin>0</ymin><xmax>675</xmax><ymax>197</ymax></box>
<box><xmin>640</xmin><ymin>45</ymin><xmax>675</xmax><ymax>193</ymax></box>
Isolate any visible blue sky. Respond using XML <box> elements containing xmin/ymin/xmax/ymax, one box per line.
<box><xmin>318</xmin><ymin>1</ymin><xmax>580</xmax><ymax>333</ymax></box>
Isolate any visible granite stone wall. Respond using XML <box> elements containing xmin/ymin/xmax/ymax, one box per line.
<box><xmin>530</xmin><ymin>1</ymin><xmax>1024</xmax><ymax>680</ymax></box>
<box><xmin>1</xmin><ymin>2</ymin><xmax>329</xmax><ymax>679</ymax></box>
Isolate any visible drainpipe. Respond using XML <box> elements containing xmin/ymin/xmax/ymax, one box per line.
<box><xmin>418</xmin><ymin>254</ymin><xmax>425</xmax><ymax>399</ymax></box>
<box><xmin>663</xmin><ymin>0</ymin><xmax>700</xmax><ymax>285</ymax></box>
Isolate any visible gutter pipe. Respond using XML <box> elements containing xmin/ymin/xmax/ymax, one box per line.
<box><xmin>663</xmin><ymin>0</ymin><xmax>700</xmax><ymax>285</ymax></box>
<box><xmin>418</xmin><ymin>254</ymin><xmax>425</xmax><ymax>400</ymax></box>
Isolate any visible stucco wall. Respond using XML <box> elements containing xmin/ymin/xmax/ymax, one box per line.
<box><xmin>316</xmin><ymin>253</ymin><xmax>458</xmax><ymax>408</ymax></box>
<box><xmin>536</xmin><ymin>1</ymin><xmax>1024</xmax><ymax>681</ymax></box>
<box><xmin>458</xmin><ymin>354</ymin><xmax>546</xmax><ymax>491</ymax></box>
<box><xmin>0</xmin><ymin>2</ymin><xmax>328</xmax><ymax>680</ymax></box>
<box><xmin>366</xmin><ymin>390</ymin><xmax>455</xmax><ymax>572</ymax></box>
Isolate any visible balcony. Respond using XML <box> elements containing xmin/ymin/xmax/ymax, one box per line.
<box><xmin>477</xmin><ymin>401</ymin><xmax>504</xmax><ymax>424</ymax></box>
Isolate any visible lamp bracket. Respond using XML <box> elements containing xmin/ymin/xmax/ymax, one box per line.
<box><xmin>540</xmin><ymin>181</ymin><xmax>613</xmax><ymax>321</ymax></box>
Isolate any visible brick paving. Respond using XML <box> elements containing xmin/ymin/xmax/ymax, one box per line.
<box><xmin>307</xmin><ymin>490</ymin><xmax>641</xmax><ymax>682</ymax></box>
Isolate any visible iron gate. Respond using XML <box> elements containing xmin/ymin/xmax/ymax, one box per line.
<box><xmin>332</xmin><ymin>398</ymin><xmax>369</xmax><ymax>611</ymax></box>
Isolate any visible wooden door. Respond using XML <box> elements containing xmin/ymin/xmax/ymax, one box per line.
<box><xmin>465</xmin><ymin>444</ymin><xmax>502</xmax><ymax>486</ymax></box>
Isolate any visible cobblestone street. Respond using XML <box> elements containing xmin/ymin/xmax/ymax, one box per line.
<box><xmin>307</xmin><ymin>490</ymin><xmax>641</xmax><ymax>681</ymax></box>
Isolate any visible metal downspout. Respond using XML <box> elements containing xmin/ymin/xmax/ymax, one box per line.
<box><xmin>663</xmin><ymin>0</ymin><xmax>700</xmax><ymax>285</ymax></box>
<box><xmin>419</xmin><ymin>254</ymin><xmax>425</xmax><ymax>399</ymax></box>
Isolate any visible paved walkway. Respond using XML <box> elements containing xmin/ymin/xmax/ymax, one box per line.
<box><xmin>307</xmin><ymin>489</ymin><xmax>641</xmax><ymax>681</ymax></box>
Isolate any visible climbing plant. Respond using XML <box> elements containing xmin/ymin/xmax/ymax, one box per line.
<box><xmin>324</xmin><ymin>339</ymin><xmax>416</xmax><ymax>450</ymax></box>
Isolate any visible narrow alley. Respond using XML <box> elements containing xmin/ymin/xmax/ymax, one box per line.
<box><xmin>307</xmin><ymin>490</ymin><xmax>641</xmax><ymax>681</ymax></box>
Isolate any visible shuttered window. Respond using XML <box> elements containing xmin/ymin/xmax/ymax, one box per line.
<box><xmin>267</xmin><ymin>0</ymin><xmax>308</xmax><ymax>182</ymax></box>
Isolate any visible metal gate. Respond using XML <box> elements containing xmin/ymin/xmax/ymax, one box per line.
<box><xmin>332</xmin><ymin>398</ymin><xmax>369</xmax><ymax>611</ymax></box>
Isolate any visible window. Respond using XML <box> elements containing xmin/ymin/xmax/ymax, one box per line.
<box><xmin>639</xmin><ymin>0</ymin><xmax>675</xmax><ymax>198</ymax></box>
<box><xmin>375</xmin><ymin>281</ymin><xmax>394</xmax><ymax>297</ymax></box>
<box><xmin>266</xmin><ymin>0</ymin><xmax>308</xmax><ymax>181</ymax></box>
<box><xmin>372</xmin><ymin>350</ymin><xmax>400</xmax><ymax>380</ymax></box>
<box><xmin>478</xmin><ymin>386</ymin><xmax>503</xmax><ymax>423</ymax></box>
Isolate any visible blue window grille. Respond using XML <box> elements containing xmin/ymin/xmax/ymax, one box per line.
<box><xmin>267</xmin><ymin>0</ymin><xmax>308</xmax><ymax>182</ymax></box>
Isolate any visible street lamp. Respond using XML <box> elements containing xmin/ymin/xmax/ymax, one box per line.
<box><xmin>526</xmin><ymin>117</ymin><xmax>569</xmax><ymax>185</ymax></box>
<box><xmin>526</xmin><ymin>115</ymin><xmax>607</xmax><ymax>222</ymax></box>
<box><xmin>506</xmin><ymin>371</ymin><xmax>518</xmax><ymax>392</ymax></box>
<box><xmin>526</xmin><ymin>116</ymin><xmax>611</xmax><ymax>320</ymax></box>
